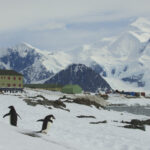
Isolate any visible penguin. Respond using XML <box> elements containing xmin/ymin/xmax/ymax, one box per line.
<box><xmin>3</xmin><ymin>106</ymin><xmax>21</xmax><ymax>126</ymax></box>
<box><xmin>37</xmin><ymin>115</ymin><xmax>55</xmax><ymax>134</ymax></box>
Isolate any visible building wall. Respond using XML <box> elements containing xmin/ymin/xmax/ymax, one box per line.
<box><xmin>0</xmin><ymin>75</ymin><xmax>23</xmax><ymax>88</ymax></box>
<box><xmin>73</xmin><ymin>86</ymin><xmax>82</xmax><ymax>94</ymax></box>
<box><xmin>61</xmin><ymin>87</ymin><xmax>73</xmax><ymax>94</ymax></box>
<box><xmin>62</xmin><ymin>85</ymin><xmax>82</xmax><ymax>94</ymax></box>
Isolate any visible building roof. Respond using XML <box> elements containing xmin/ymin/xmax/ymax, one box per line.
<box><xmin>0</xmin><ymin>70</ymin><xmax>23</xmax><ymax>76</ymax></box>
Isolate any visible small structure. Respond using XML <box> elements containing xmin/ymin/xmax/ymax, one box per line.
<box><xmin>141</xmin><ymin>92</ymin><xmax>145</xmax><ymax>97</ymax></box>
<box><xmin>0</xmin><ymin>70</ymin><xmax>23</xmax><ymax>92</ymax></box>
<box><xmin>61</xmin><ymin>84</ymin><xmax>82</xmax><ymax>94</ymax></box>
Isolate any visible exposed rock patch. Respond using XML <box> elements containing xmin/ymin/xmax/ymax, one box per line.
<box><xmin>90</xmin><ymin>120</ymin><xmax>107</xmax><ymax>124</ymax></box>
<box><xmin>77</xmin><ymin>115</ymin><xmax>96</xmax><ymax>119</ymax></box>
<box><xmin>121</xmin><ymin>119</ymin><xmax>150</xmax><ymax>131</ymax></box>
<box><xmin>64</xmin><ymin>95</ymin><xmax>108</xmax><ymax>109</ymax></box>
<box><xmin>23</xmin><ymin>95</ymin><xmax>70</xmax><ymax>112</ymax></box>
<box><xmin>23</xmin><ymin>94</ymin><xmax>107</xmax><ymax>112</ymax></box>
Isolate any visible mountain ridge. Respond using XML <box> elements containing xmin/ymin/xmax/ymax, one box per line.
<box><xmin>0</xmin><ymin>17</ymin><xmax>150</xmax><ymax>90</ymax></box>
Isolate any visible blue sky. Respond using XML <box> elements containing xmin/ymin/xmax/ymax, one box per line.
<box><xmin>0</xmin><ymin>0</ymin><xmax>150</xmax><ymax>50</ymax></box>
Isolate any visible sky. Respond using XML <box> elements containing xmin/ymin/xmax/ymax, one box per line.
<box><xmin>0</xmin><ymin>0</ymin><xmax>150</xmax><ymax>51</ymax></box>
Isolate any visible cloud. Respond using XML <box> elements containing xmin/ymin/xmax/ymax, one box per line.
<box><xmin>29</xmin><ymin>22</ymin><xmax>66</xmax><ymax>31</ymax></box>
<box><xmin>0</xmin><ymin>0</ymin><xmax>150</xmax><ymax>32</ymax></box>
<box><xmin>0</xmin><ymin>0</ymin><xmax>150</xmax><ymax>50</ymax></box>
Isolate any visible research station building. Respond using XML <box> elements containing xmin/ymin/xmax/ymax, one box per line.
<box><xmin>0</xmin><ymin>70</ymin><xmax>23</xmax><ymax>92</ymax></box>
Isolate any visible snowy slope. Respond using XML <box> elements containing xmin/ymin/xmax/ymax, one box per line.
<box><xmin>1</xmin><ymin>89</ymin><xmax>150</xmax><ymax>150</ymax></box>
<box><xmin>130</xmin><ymin>17</ymin><xmax>150</xmax><ymax>42</ymax></box>
<box><xmin>10</xmin><ymin>42</ymin><xmax>71</xmax><ymax>73</ymax></box>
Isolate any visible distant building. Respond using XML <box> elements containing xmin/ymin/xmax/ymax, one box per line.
<box><xmin>61</xmin><ymin>84</ymin><xmax>82</xmax><ymax>94</ymax></box>
<box><xmin>0</xmin><ymin>70</ymin><xmax>23</xmax><ymax>92</ymax></box>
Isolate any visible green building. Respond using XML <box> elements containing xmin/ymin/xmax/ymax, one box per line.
<box><xmin>61</xmin><ymin>84</ymin><xmax>82</xmax><ymax>94</ymax></box>
<box><xmin>0</xmin><ymin>70</ymin><xmax>23</xmax><ymax>91</ymax></box>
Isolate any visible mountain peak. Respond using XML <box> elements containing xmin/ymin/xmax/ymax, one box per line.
<box><xmin>45</xmin><ymin>63</ymin><xmax>111</xmax><ymax>92</ymax></box>
<box><xmin>129</xmin><ymin>17</ymin><xmax>150</xmax><ymax>42</ymax></box>
<box><xmin>67</xmin><ymin>64</ymin><xmax>88</xmax><ymax>72</ymax></box>
<box><xmin>12</xmin><ymin>42</ymin><xmax>35</xmax><ymax>51</ymax></box>
<box><xmin>131</xmin><ymin>17</ymin><xmax>150</xmax><ymax>33</ymax></box>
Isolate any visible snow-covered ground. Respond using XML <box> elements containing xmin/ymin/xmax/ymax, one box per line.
<box><xmin>107</xmin><ymin>93</ymin><xmax>150</xmax><ymax>106</ymax></box>
<box><xmin>1</xmin><ymin>88</ymin><xmax>150</xmax><ymax>150</ymax></box>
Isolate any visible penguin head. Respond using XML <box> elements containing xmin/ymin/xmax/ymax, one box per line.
<box><xmin>50</xmin><ymin>115</ymin><xmax>55</xmax><ymax>121</ymax></box>
<box><xmin>8</xmin><ymin>106</ymin><xmax>15</xmax><ymax>110</ymax></box>
<box><xmin>46</xmin><ymin>115</ymin><xmax>55</xmax><ymax>121</ymax></box>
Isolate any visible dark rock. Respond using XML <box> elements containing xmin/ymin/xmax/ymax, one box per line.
<box><xmin>121</xmin><ymin>119</ymin><xmax>150</xmax><ymax>126</ymax></box>
<box><xmin>90</xmin><ymin>120</ymin><xmax>107</xmax><ymax>124</ymax></box>
<box><xmin>90</xmin><ymin>62</ymin><xmax>107</xmax><ymax>77</ymax></box>
<box><xmin>77</xmin><ymin>115</ymin><xmax>96</xmax><ymax>119</ymax></box>
<box><xmin>122</xmin><ymin>74</ymin><xmax>145</xmax><ymax>87</ymax></box>
<box><xmin>121</xmin><ymin>119</ymin><xmax>150</xmax><ymax>131</ymax></box>
<box><xmin>123</xmin><ymin>124</ymin><xmax>145</xmax><ymax>131</ymax></box>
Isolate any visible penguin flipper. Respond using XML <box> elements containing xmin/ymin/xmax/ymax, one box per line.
<box><xmin>37</xmin><ymin>119</ymin><xmax>44</xmax><ymax>122</ymax></box>
<box><xmin>3</xmin><ymin>113</ymin><xmax>10</xmax><ymax>118</ymax></box>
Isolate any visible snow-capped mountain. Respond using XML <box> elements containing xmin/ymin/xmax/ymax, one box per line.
<box><xmin>66</xmin><ymin>17</ymin><xmax>150</xmax><ymax>90</ymax></box>
<box><xmin>0</xmin><ymin>17</ymin><xmax>150</xmax><ymax>91</ymax></box>
<box><xmin>45</xmin><ymin>64</ymin><xmax>111</xmax><ymax>92</ymax></box>
<box><xmin>0</xmin><ymin>42</ymin><xmax>72</xmax><ymax>83</ymax></box>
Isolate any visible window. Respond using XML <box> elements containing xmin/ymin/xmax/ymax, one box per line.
<box><xmin>14</xmin><ymin>77</ymin><xmax>16</xmax><ymax>80</ymax></box>
<box><xmin>18</xmin><ymin>77</ymin><xmax>21</xmax><ymax>80</ymax></box>
<box><xmin>13</xmin><ymin>84</ymin><xmax>16</xmax><ymax>87</ymax></box>
<box><xmin>7</xmin><ymin>84</ymin><xmax>10</xmax><ymax>87</ymax></box>
<box><xmin>19</xmin><ymin>84</ymin><xmax>21</xmax><ymax>87</ymax></box>
<box><xmin>8</xmin><ymin>77</ymin><xmax>10</xmax><ymax>80</ymax></box>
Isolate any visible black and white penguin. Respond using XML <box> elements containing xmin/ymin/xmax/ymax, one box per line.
<box><xmin>37</xmin><ymin>115</ymin><xmax>55</xmax><ymax>134</ymax></box>
<box><xmin>3</xmin><ymin>106</ymin><xmax>21</xmax><ymax>126</ymax></box>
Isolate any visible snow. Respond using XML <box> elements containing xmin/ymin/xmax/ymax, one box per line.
<box><xmin>109</xmin><ymin>32</ymin><xmax>141</xmax><ymax>57</ymax></box>
<box><xmin>131</xmin><ymin>17</ymin><xmax>150</xmax><ymax>33</ymax></box>
<box><xmin>107</xmin><ymin>94</ymin><xmax>150</xmax><ymax>106</ymax></box>
<box><xmin>14</xmin><ymin>42</ymin><xmax>72</xmax><ymax>73</ymax></box>
<box><xmin>129</xmin><ymin>31</ymin><xmax>150</xmax><ymax>43</ymax></box>
<box><xmin>130</xmin><ymin>17</ymin><xmax>150</xmax><ymax>42</ymax></box>
<box><xmin>0</xmin><ymin>42</ymin><xmax>72</xmax><ymax>75</ymax></box>
<box><xmin>1</xmin><ymin>88</ymin><xmax>150</xmax><ymax>150</ymax></box>
<box><xmin>12</xmin><ymin>42</ymin><xmax>35</xmax><ymax>57</ymax></box>
<box><xmin>104</xmin><ymin>77</ymin><xmax>144</xmax><ymax>92</ymax></box>
<box><xmin>41</xmin><ymin>51</ymin><xmax>72</xmax><ymax>73</ymax></box>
